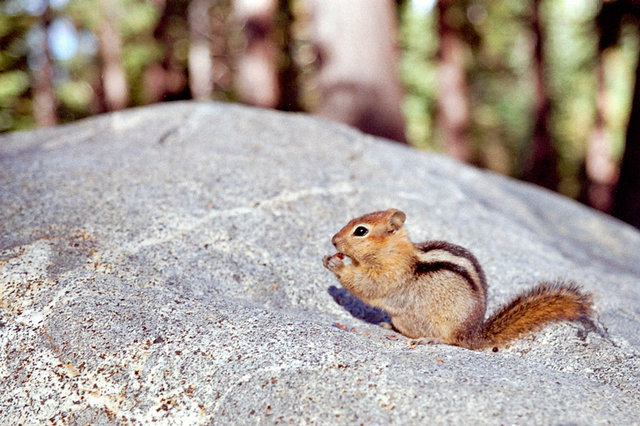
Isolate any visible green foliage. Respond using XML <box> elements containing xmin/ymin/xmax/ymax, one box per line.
<box><xmin>0</xmin><ymin>70</ymin><xmax>29</xmax><ymax>104</ymax></box>
<box><xmin>56</xmin><ymin>80</ymin><xmax>93</xmax><ymax>111</ymax></box>
<box><xmin>398</xmin><ymin>3</ymin><xmax>438</xmax><ymax>150</ymax></box>
<box><xmin>398</xmin><ymin>0</ymin><xmax>638</xmax><ymax>197</ymax></box>
<box><xmin>468</xmin><ymin>0</ymin><xmax>533</xmax><ymax>174</ymax></box>
<box><xmin>605</xmin><ymin>27</ymin><xmax>639</xmax><ymax>159</ymax></box>
<box><xmin>65</xmin><ymin>0</ymin><xmax>101</xmax><ymax>31</ymax></box>
<box><xmin>543</xmin><ymin>0</ymin><xmax>598</xmax><ymax>192</ymax></box>
<box><xmin>0</xmin><ymin>6</ymin><xmax>33</xmax><ymax>132</ymax></box>
<box><xmin>124</xmin><ymin>40</ymin><xmax>164</xmax><ymax>104</ymax></box>
<box><xmin>119</xmin><ymin>1</ymin><xmax>160</xmax><ymax>38</ymax></box>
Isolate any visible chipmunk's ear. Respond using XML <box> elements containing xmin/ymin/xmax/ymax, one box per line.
<box><xmin>386</xmin><ymin>209</ymin><xmax>406</xmax><ymax>233</ymax></box>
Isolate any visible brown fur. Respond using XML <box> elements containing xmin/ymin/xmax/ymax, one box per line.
<box><xmin>477</xmin><ymin>282</ymin><xmax>593</xmax><ymax>349</ymax></box>
<box><xmin>323</xmin><ymin>209</ymin><xmax>595</xmax><ymax>350</ymax></box>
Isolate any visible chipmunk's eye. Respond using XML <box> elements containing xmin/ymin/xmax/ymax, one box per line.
<box><xmin>353</xmin><ymin>226</ymin><xmax>369</xmax><ymax>237</ymax></box>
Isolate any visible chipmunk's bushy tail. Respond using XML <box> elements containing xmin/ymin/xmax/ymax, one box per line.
<box><xmin>479</xmin><ymin>282</ymin><xmax>593</xmax><ymax>349</ymax></box>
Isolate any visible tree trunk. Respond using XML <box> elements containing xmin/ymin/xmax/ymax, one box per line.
<box><xmin>32</xmin><ymin>7</ymin><xmax>58</xmax><ymax>127</ymax></box>
<box><xmin>436</xmin><ymin>0</ymin><xmax>470</xmax><ymax>161</ymax></box>
<box><xmin>98</xmin><ymin>0</ymin><xmax>129</xmax><ymax>111</ymax></box>
<box><xmin>522</xmin><ymin>0</ymin><xmax>559</xmax><ymax>190</ymax></box>
<box><xmin>209</xmin><ymin>0</ymin><xmax>235</xmax><ymax>98</ymax></box>
<box><xmin>308</xmin><ymin>0</ymin><xmax>407</xmax><ymax>143</ymax></box>
<box><xmin>612</xmin><ymin>47</ymin><xmax>640</xmax><ymax>229</ymax></box>
<box><xmin>188</xmin><ymin>0</ymin><xmax>214</xmax><ymax>100</ymax></box>
<box><xmin>145</xmin><ymin>0</ymin><xmax>191</xmax><ymax>104</ymax></box>
<box><xmin>579</xmin><ymin>57</ymin><xmax>618</xmax><ymax>212</ymax></box>
<box><xmin>276</xmin><ymin>0</ymin><xmax>301</xmax><ymax>111</ymax></box>
<box><xmin>234</xmin><ymin>0</ymin><xmax>281</xmax><ymax>108</ymax></box>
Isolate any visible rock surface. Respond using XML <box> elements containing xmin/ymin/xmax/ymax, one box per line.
<box><xmin>1</xmin><ymin>102</ymin><xmax>639</xmax><ymax>424</ymax></box>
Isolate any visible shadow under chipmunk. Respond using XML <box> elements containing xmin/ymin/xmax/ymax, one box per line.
<box><xmin>329</xmin><ymin>284</ymin><xmax>603</xmax><ymax>348</ymax></box>
<box><xmin>328</xmin><ymin>285</ymin><xmax>392</xmax><ymax>326</ymax></box>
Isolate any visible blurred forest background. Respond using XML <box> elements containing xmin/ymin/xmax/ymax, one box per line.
<box><xmin>1</xmin><ymin>0</ymin><xmax>640</xmax><ymax>228</ymax></box>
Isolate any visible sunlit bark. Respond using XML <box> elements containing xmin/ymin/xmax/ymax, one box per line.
<box><xmin>32</xmin><ymin>7</ymin><xmax>57</xmax><ymax>127</ymax></box>
<box><xmin>436</xmin><ymin>0</ymin><xmax>470</xmax><ymax>160</ymax></box>
<box><xmin>309</xmin><ymin>0</ymin><xmax>407</xmax><ymax>143</ymax></box>
<box><xmin>581</xmin><ymin>58</ymin><xmax>618</xmax><ymax>212</ymax></box>
<box><xmin>188</xmin><ymin>0</ymin><xmax>213</xmax><ymax>100</ymax></box>
<box><xmin>234</xmin><ymin>0</ymin><xmax>280</xmax><ymax>108</ymax></box>
<box><xmin>98</xmin><ymin>0</ymin><xmax>129</xmax><ymax>110</ymax></box>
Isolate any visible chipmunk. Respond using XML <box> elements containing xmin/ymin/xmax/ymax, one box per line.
<box><xmin>322</xmin><ymin>208</ymin><xmax>594</xmax><ymax>350</ymax></box>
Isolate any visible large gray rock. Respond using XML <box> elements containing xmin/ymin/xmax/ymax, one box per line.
<box><xmin>1</xmin><ymin>102</ymin><xmax>639</xmax><ymax>424</ymax></box>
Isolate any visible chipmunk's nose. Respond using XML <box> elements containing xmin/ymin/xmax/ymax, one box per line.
<box><xmin>331</xmin><ymin>234</ymin><xmax>338</xmax><ymax>247</ymax></box>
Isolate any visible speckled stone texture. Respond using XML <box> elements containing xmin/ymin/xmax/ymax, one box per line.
<box><xmin>1</xmin><ymin>102</ymin><xmax>639</xmax><ymax>424</ymax></box>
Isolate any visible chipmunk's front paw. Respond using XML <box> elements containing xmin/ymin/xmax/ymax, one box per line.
<box><xmin>323</xmin><ymin>253</ymin><xmax>344</xmax><ymax>271</ymax></box>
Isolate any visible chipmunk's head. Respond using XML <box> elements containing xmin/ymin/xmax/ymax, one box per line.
<box><xmin>331</xmin><ymin>208</ymin><xmax>412</xmax><ymax>266</ymax></box>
